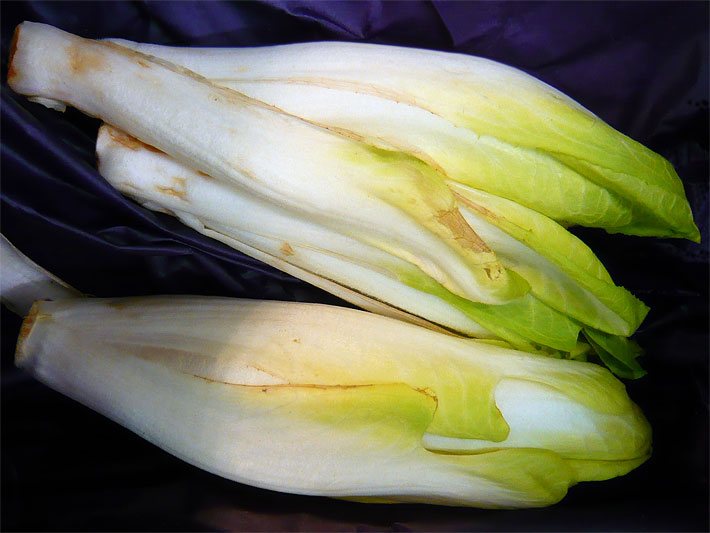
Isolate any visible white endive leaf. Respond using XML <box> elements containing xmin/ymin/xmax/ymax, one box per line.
<box><xmin>0</xmin><ymin>234</ymin><xmax>81</xmax><ymax>315</ymax></box>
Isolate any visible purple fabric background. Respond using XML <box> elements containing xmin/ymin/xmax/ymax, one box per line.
<box><xmin>1</xmin><ymin>1</ymin><xmax>708</xmax><ymax>531</ymax></box>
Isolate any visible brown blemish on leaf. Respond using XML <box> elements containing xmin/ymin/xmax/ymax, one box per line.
<box><xmin>196</xmin><ymin>170</ymin><xmax>213</xmax><ymax>179</ymax></box>
<box><xmin>435</xmin><ymin>208</ymin><xmax>490</xmax><ymax>253</ymax></box>
<box><xmin>450</xmin><ymin>195</ymin><xmax>508</xmax><ymax>282</ymax></box>
<box><xmin>17</xmin><ymin>305</ymin><xmax>40</xmax><ymax>348</ymax></box>
<box><xmin>68</xmin><ymin>43</ymin><xmax>106</xmax><ymax>75</ymax></box>
<box><xmin>318</xmin><ymin>124</ymin><xmax>368</xmax><ymax>144</ymax></box>
<box><xmin>15</xmin><ymin>304</ymin><xmax>52</xmax><ymax>366</ymax></box>
<box><xmin>155</xmin><ymin>177</ymin><xmax>187</xmax><ymax>199</ymax></box>
<box><xmin>7</xmin><ymin>25</ymin><xmax>21</xmax><ymax>81</ymax></box>
<box><xmin>143</xmin><ymin>143</ymin><xmax>162</xmax><ymax>154</ymax></box>
<box><xmin>414</xmin><ymin>386</ymin><xmax>437</xmax><ymax>403</ymax></box>
<box><xmin>256</xmin><ymin>383</ymin><xmax>391</xmax><ymax>391</ymax></box>
<box><xmin>106</xmin><ymin>127</ymin><xmax>162</xmax><ymax>153</ymax></box>
<box><xmin>482</xmin><ymin>265</ymin><xmax>504</xmax><ymax>281</ymax></box>
<box><xmin>210</xmin><ymin>83</ymin><xmax>288</xmax><ymax>116</ymax></box>
<box><xmin>453</xmin><ymin>191</ymin><xmax>499</xmax><ymax>221</ymax></box>
<box><xmin>230</xmin><ymin>163</ymin><xmax>260</xmax><ymax>182</ymax></box>
<box><xmin>99</xmin><ymin>40</ymin><xmax>190</xmax><ymax>77</ymax></box>
<box><xmin>280</xmin><ymin>242</ymin><xmax>295</xmax><ymax>256</ymax></box>
<box><xmin>190</xmin><ymin>372</ymin><xmax>431</xmax><ymax>395</ymax></box>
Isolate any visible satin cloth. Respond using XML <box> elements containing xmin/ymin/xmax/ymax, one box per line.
<box><xmin>1</xmin><ymin>2</ymin><xmax>707</xmax><ymax>530</ymax></box>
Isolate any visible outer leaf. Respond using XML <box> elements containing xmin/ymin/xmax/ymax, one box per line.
<box><xmin>452</xmin><ymin>183</ymin><xmax>649</xmax><ymax>336</ymax></box>
<box><xmin>583</xmin><ymin>328</ymin><xmax>647</xmax><ymax>380</ymax></box>
<box><xmin>395</xmin><ymin>265</ymin><xmax>582</xmax><ymax>353</ymax></box>
<box><xmin>218</xmin><ymin>81</ymin><xmax>633</xmax><ymax>230</ymax></box>
<box><xmin>0</xmin><ymin>235</ymin><xmax>81</xmax><ymax>315</ymax></box>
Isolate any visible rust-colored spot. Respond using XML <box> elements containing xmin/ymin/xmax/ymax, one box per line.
<box><xmin>155</xmin><ymin>177</ymin><xmax>187</xmax><ymax>200</ymax></box>
<box><xmin>144</xmin><ymin>143</ymin><xmax>161</xmax><ymax>153</ymax></box>
<box><xmin>155</xmin><ymin>187</ymin><xmax>181</xmax><ymax>198</ymax></box>
<box><xmin>68</xmin><ymin>44</ymin><xmax>106</xmax><ymax>75</ymax></box>
<box><xmin>15</xmin><ymin>304</ymin><xmax>52</xmax><ymax>366</ymax></box>
<box><xmin>102</xmin><ymin>40</ymin><xmax>214</xmax><ymax>85</ymax></box>
<box><xmin>107</xmin><ymin>128</ymin><xmax>143</xmax><ymax>150</ymax></box>
<box><xmin>100</xmin><ymin>41</ymin><xmax>130</xmax><ymax>53</ymax></box>
<box><xmin>106</xmin><ymin>127</ymin><xmax>163</xmax><ymax>154</ymax></box>
<box><xmin>292</xmin><ymin>338</ymin><xmax>301</xmax><ymax>344</ymax></box>
<box><xmin>196</xmin><ymin>170</ymin><xmax>213</xmax><ymax>179</ymax></box>
<box><xmin>319</xmin><ymin>124</ymin><xmax>368</xmax><ymax>144</ymax></box>
<box><xmin>231</xmin><ymin>163</ymin><xmax>260</xmax><ymax>182</ymax></box>
<box><xmin>435</xmin><ymin>208</ymin><xmax>490</xmax><ymax>252</ymax></box>
<box><xmin>136</xmin><ymin>58</ymin><xmax>151</xmax><ymax>68</ymax></box>
<box><xmin>453</xmin><ymin>191</ymin><xmax>499</xmax><ymax>221</ymax></box>
<box><xmin>414</xmin><ymin>386</ymin><xmax>438</xmax><ymax>403</ymax></box>
<box><xmin>7</xmin><ymin>25</ymin><xmax>21</xmax><ymax>81</ymax></box>
<box><xmin>482</xmin><ymin>264</ymin><xmax>504</xmax><ymax>281</ymax></box>
<box><xmin>190</xmin><ymin>373</ymin><xmax>220</xmax><ymax>385</ymax></box>
<box><xmin>17</xmin><ymin>305</ymin><xmax>39</xmax><ymax>348</ymax></box>
<box><xmin>280</xmin><ymin>242</ymin><xmax>295</xmax><ymax>256</ymax></box>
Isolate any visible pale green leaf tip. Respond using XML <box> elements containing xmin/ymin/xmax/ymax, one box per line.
<box><xmin>607</xmin><ymin>216</ymin><xmax>701</xmax><ymax>243</ymax></box>
<box><xmin>583</xmin><ymin>328</ymin><xmax>647</xmax><ymax>380</ymax></box>
<box><xmin>687</xmin><ymin>223</ymin><xmax>702</xmax><ymax>244</ymax></box>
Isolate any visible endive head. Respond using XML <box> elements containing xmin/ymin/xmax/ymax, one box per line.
<box><xmin>16</xmin><ymin>297</ymin><xmax>651</xmax><ymax>508</ymax></box>
<box><xmin>95</xmin><ymin>38</ymin><xmax>698</xmax><ymax>239</ymax></box>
